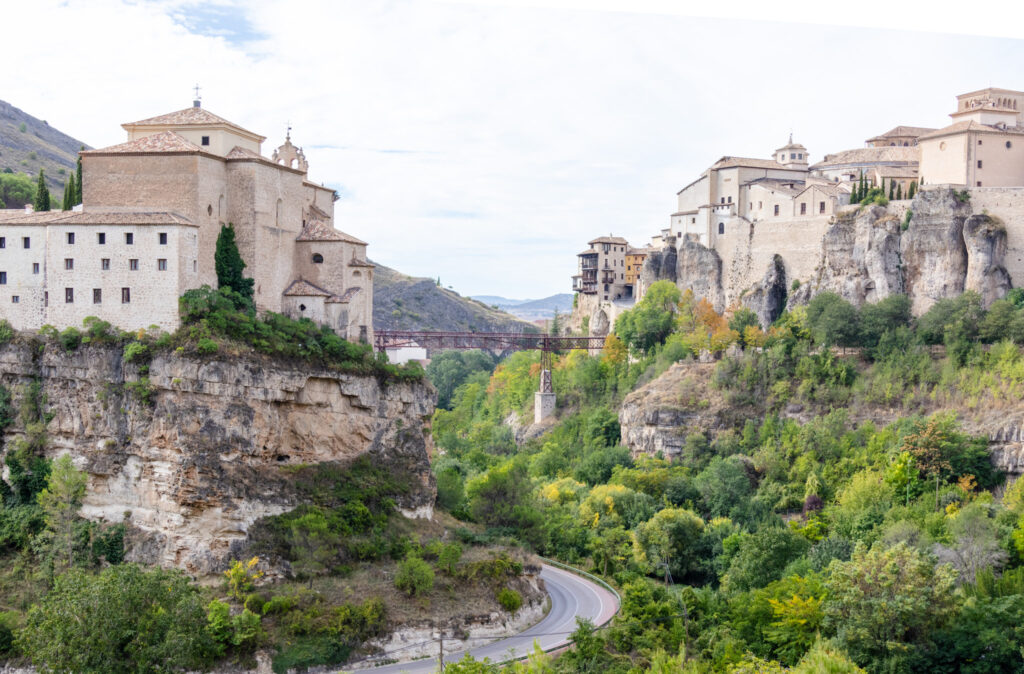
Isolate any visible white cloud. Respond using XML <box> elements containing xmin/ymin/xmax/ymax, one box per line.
<box><xmin>4</xmin><ymin>1</ymin><xmax>1024</xmax><ymax>297</ymax></box>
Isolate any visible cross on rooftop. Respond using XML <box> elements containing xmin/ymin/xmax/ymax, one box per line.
<box><xmin>193</xmin><ymin>83</ymin><xmax>201</xmax><ymax>100</ymax></box>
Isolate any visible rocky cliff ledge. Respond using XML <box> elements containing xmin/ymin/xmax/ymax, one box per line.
<box><xmin>0</xmin><ymin>342</ymin><xmax>436</xmax><ymax>575</ymax></box>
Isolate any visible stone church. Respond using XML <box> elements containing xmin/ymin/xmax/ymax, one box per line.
<box><xmin>0</xmin><ymin>98</ymin><xmax>374</xmax><ymax>343</ymax></box>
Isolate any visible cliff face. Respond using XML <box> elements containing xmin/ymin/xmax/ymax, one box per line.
<box><xmin>0</xmin><ymin>343</ymin><xmax>436</xmax><ymax>576</ymax></box>
<box><xmin>641</xmin><ymin>188</ymin><xmax>1014</xmax><ymax>326</ymax></box>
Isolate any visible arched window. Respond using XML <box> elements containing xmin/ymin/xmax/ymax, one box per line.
<box><xmin>718</xmin><ymin>222</ymin><xmax>725</xmax><ymax>235</ymax></box>
<box><xmin>312</xmin><ymin>253</ymin><xmax>324</xmax><ymax>264</ymax></box>
<box><xmin>298</xmin><ymin>304</ymin><xmax>306</xmax><ymax>312</ymax></box>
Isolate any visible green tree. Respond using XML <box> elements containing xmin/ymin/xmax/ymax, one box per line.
<box><xmin>17</xmin><ymin>564</ymin><xmax>220</xmax><ymax>673</ymax></box>
<box><xmin>0</xmin><ymin>173</ymin><xmax>36</xmax><ymax>209</ymax></box>
<box><xmin>730</xmin><ymin>307</ymin><xmax>760</xmax><ymax>346</ymax></box>
<box><xmin>75</xmin><ymin>151</ymin><xmax>83</xmax><ymax>203</ymax></box>
<box><xmin>62</xmin><ymin>173</ymin><xmax>75</xmax><ymax>211</ymax></box>
<box><xmin>36</xmin><ymin>454</ymin><xmax>87</xmax><ymax>570</ymax></box>
<box><xmin>858</xmin><ymin>294</ymin><xmax>911</xmax><ymax>350</ymax></box>
<box><xmin>631</xmin><ymin>507</ymin><xmax>705</xmax><ymax>582</ymax></box>
<box><xmin>33</xmin><ymin>169</ymin><xmax>50</xmax><ymax>212</ymax></box>
<box><xmin>394</xmin><ymin>553</ymin><xmax>434</xmax><ymax>596</ymax></box>
<box><xmin>214</xmin><ymin>224</ymin><xmax>254</xmax><ymax>307</ymax></box>
<box><xmin>805</xmin><ymin>292</ymin><xmax>859</xmax><ymax>347</ymax></box>
<box><xmin>824</xmin><ymin>542</ymin><xmax>956</xmax><ymax>669</ymax></box>
<box><xmin>722</xmin><ymin>527</ymin><xmax>809</xmax><ymax>592</ymax></box>
<box><xmin>908</xmin><ymin>181</ymin><xmax>917</xmax><ymax>199</ymax></box>
<box><xmin>896</xmin><ymin>182</ymin><xmax>903</xmax><ymax>200</ymax></box>
<box><xmin>437</xmin><ymin>542</ymin><xmax>462</xmax><ymax>574</ymax></box>
<box><xmin>614</xmin><ymin>280</ymin><xmax>681</xmax><ymax>353</ymax></box>
<box><xmin>426</xmin><ymin>350</ymin><xmax>496</xmax><ymax>409</ymax></box>
<box><xmin>888</xmin><ymin>178</ymin><xmax>895</xmax><ymax>200</ymax></box>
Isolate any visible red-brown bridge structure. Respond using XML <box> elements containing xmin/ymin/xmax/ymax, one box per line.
<box><xmin>374</xmin><ymin>330</ymin><xmax>608</xmax><ymax>421</ymax></box>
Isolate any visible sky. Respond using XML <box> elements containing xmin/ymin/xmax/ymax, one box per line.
<box><xmin>4</xmin><ymin>0</ymin><xmax>1024</xmax><ymax>299</ymax></box>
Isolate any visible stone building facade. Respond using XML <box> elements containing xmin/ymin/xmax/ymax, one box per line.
<box><xmin>0</xmin><ymin>100</ymin><xmax>373</xmax><ymax>342</ymax></box>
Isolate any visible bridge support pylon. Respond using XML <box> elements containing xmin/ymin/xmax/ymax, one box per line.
<box><xmin>534</xmin><ymin>353</ymin><xmax>555</xmax><ymax>423</ymax></box>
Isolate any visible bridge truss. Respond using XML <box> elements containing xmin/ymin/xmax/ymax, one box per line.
<box><xmin>374</xmin><ymin>330</ymin><xmax>607</xmax><ymax>400</ymax></box>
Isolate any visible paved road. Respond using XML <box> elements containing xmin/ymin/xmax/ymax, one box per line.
<box><xmin>360</xmin><ymin>564</ymin><xmax>619</xmax><ymax>673</ymax></box>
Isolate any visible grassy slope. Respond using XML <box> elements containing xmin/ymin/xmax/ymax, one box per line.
<box><xmin>0</xmin><ymin>99</ymin><xmax>91</xmax><ymax>205</ymax></box>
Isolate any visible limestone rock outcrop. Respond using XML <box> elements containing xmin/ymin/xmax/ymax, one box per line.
<box><xmin>963</xmin><ymin>214</ymin><xmax>1012</xmax><ymax>307</ymax></box>
<box><xmin>639</xmin><ymin>243</ymin><xmax>678</xmax><ymax>288</ymax></box>
<box><xmin>0</xmin><ymin>343</ymin><xmax>436</xmax><ymax>576</ymax></box>
<box><xmin>810</xmin><ymin>205</ymin><xmax>904</xmax><ymax>306</ymax></box>
<box><xmin>740</xmin><ymin>255</ymin><xmax>787</xmax><ymax>327</ymax></box>
<box><xmin>676</xmin><ymin>238</ymin><xmax>724</xmax><ymax>311</ymax></box>
<box><xmin>900</xmin><ymin>188</ymin><xmax>972</xmax><ymax>314</ymax></box>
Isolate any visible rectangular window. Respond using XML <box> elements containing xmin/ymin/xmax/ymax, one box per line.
<box><xmin>820</xmin><ymin>201</ymin><xmax>826</xmax><ymax>213</ymax></box>
<box><xmin>121</xmin><ymin>287</ymin><xmax>130</xmax><ymax>304</ymax></box>
<box><xmin>758</xmin><ymin>201</ymin><xmax>763</xmax><ymax>208</ymax></box>
<box><xmin>44</xmin><ymin>291</ymin><xmax>47</xmax><ymax>307</ymax></box>
<box><xmin>977</xmin><ymin>181</ymin><xmax>983</xmax><ymax>187</ymax></box>
<box><xmin>129</xmin><ymin>259</ymin><xmax>139</xmax><ymax>271</ymax></box>
<box><xmin>125</xmin><ymin>233</ymin><xmax>134</xmax><ymax>245</ymax></box>
<box><xmin>65</xmin><ymin>288</ymin><xmax>73</xmax><ymax>303</ymax></box>
<box><xmin>67</xmin><ymin>232</ymin><xmax>75</xmax><ymax>244</ymax></box>
<box><xmin>97</xmin><ymin>232</ymin><xmax>106</xmax><ymax>245</ymax></box>
<box><xmin>774</xmin><ymin>205</ymin><xmax>780</xmax><ymax>216</ymax></box>
<box><xmin>158</xmin><ymin>258</ymin><xmax>167</xmax><ymax>271</ymax></box>
<box><xmin>93</xmin><ymin>289</ymin><xmax>101</xmax><ymax>304</ymax></box>
<box><xmin>0</xmin><ymin>237</ymin><xmax>5</xmax><ymax>248</ymax></box>
<box><xmin>22</xmin><ymin>237</ymin><xmax>29</xmax><ymax>249</ymax></box>
<box><xmin>159</xmin><ymin>232</ymin><xmax>168</xmax><ymax>245</ymax></box>
<box><xmin>65</xmin><ymin>258</ymin><xmax>73</xmax><ymax>270</ymax></box>
<box><xmin>32</xmin><ymin>263</ymin><xmax>39</xmax><ymax>274</ymax></box>
<box><xmin>11</xmin><ymin>296</ymin><xmax>18</xmax><ymax>304</ymax></box>
<box><xmin>201</xmin><ymin>136</ymin><xmax>210</xmax><ymax>146</ymax></box>
<box><xmin>978</xmin><ymin>139</ymin><xmax>983</xmax><ymax>145</ymax></box>
<box><xmin>0</xmin><ymin>272</ymin><xmax>5</xmax><ymax>285</ymax></box>
<box><xmin>800</xmin><ymin>203</ymin><xmax>807</xmax><ymax>215</ymax></box>
<box><xmin>101</xmin><ymin>258</ymin><xmax>110</xmax><ymax>271</ymax></box>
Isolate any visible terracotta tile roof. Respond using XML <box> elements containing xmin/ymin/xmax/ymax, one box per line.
<box><xmin>871</xmin><ymin>166</ymin><xmax>919</xmax><ymax>178</ymax></box>
<box><xmin>587</xmin><ymin>236</ymin><xmax>630</xmax><ymax>245</ymax></box>
<box><xmin>712</xmin><ymin>156</ymin><xmax>793</xmax><ymax>170</ymax></box>
<box><xmin>866</xmin><ymin>125</ymin><xmax>936</xmax><ymax>142</ymax></box>
<box><xmin>296</xmin><ymin>220</ymin><xmax>367</xmax><ymax>244</ymax></box>
<box><xmin>349</xmin><ymin>257</ymin><xmax>375</xmax><ymax>268</ymax></box>
<box><xmin>85</xmin><ymin>131</ymin><xmax>202</xmax><ymax>154</ymax></box>
<box><xmin>0</xmin><ymin>210</ymin><xmax>194</xmax><ymax>226</ymax></box>
<box><xmin>225</xmin><ymin>145</ymin><xmax>263</xmax><ymax>159</ymax></box>
<box><xmin>327</xmin><ymin>287</ymin><xmax>362</xmax><ymax>304</ymax></box>
<box><xmin>744</xmin><ymin>177</ymin><xmax>805</xmax><ymax>196</ymax></box>
<box><xmin>123</xmin><ymin>106</ymin><xmax>264</xmax><ymax>140</ymax></box>
<box><xmin>577</xmin><ymin>249</ymin><xmax>599</xmax><ymax>256</ymax></box>
<box><xmin>811</xmin><ymin>146</ymin><xmax>919</xmax><ymax>169</ymax></box>
<box><xmin>283</xmin><ymin>280</ymin><xmax>332</xmax><ymax>297</ymax></box>
<box><xmin>917</xmin><ymin>120</ymin><xmax>1024</xmax><ymax>141</ymax></box>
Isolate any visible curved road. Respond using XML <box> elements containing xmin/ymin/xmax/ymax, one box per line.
<box><xmin>362</xmin><ymin>564</ymin><xmax>619</xmax><ymax>673</ymax></box>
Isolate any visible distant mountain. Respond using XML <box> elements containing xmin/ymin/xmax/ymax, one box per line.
<box><xmin>374</xmin><ymin>262</ymin><xmax>539</xmax><ymax>333</ymax></box>
<box><xmin>471</xmin><ymin>293</ymin><xmax>575</xmax><ymax>320</ymax></box>
<box><xmin>0</xmin><ymin>99</ymin><xmax>90</xmax><ymax>206</ymax></box>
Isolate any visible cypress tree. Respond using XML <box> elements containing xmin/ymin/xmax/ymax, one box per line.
<box><xmin>34</xmin><ymin>169</ymin><xmax>50</xmax><ymax>212</ymax></box>
<box><xmin>908</xmin><ymin>181</ymin><xmax>917</xmax><ymax>199</ymax></box>
<box><xmin>889</xmin><ymin>178</ymin><xmax>895</xmax><ymax>200</ymax></box>
<box><xmin>62</xmin><ymin>174</ymin><xmax>75</xmax><ymax>211</ymax></box>
<box><xmin>859</xmin><ymin>172</ymin><xmax>866</xmax><ymax>202</ymax></box>
<box><xmin>214</xmin><ymin>223</ymin><xmax>255</xmax><ymax>308</ymax></box>
<box><xmin>75</xmin><ymin>150</ymin><xmax>83</xmax><ymax>204</ymax></box>
<box><xmin>896</xmin><ymin>183</ymin><xmax>903</xmax><ymax>200</ymax></box>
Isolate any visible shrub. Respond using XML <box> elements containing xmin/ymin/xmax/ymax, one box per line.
<box><xmin>394</xmin><ymin>553</ymin><xmax>434</xmax><ymax>596</ymax></box>
<box><xmin>0</xmin><ymin>319</ymin><xmax>14</xmax><ymax>345</ymax></box>
<box><xmin>902</xmin><ymin>209</ymin><xmax>912</xmax><ymax>231</ymax></box>
<box><xmin>58</xmin><ymin>326</ymin><xmax>81</xmax><ymax>352</ymax></box>
<box><xmin>17</xmin><ymin>565</ymin><xmax>220</xmax><ymax>673</ymax></box>
<box><xmin>122</xmin><ymin>341</ymin><xmax>149</xmax><ymax>363</ymax></box>
<box><xmin>497</xmin><ymin>587</ymin><xmax>523</xmax><ymax>613</ymax></box>
<box><xmin>196</xmin><ymin>337</ymin><xmax>219</xmax><ymax>354</ymax></box>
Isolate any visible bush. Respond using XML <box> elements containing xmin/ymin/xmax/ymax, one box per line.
<box><xmin>17</xmin><ymin>564</ymin><xmax>220</xmax><ymax>673</ymax></box>
<box><xmin>196</xmin><ymin>337</ymin><xmax>219</xmax><ymax>354</ymax></box>
<box><xmin>497</xmin><ymin>587</ymin><xmax>523</xmax><ymax>613</ymax></box>
<box><xmin>122</xmin><ymin>341</ymin><xmax>149</xmax><ymax>363</ymax></box>
<box><xmin>0</xmin><ymin>319</ymin><xmax>14</xmax><ymax>345</ymax></box>
<box><xmin>58</xmin><ymin>326</ymin><xmax>81</xmax><ymax>352</ymax></box>
<box><xmin>394</xmin><ymin>553</ymin><xmax>434</xmax><ymax>596</ymax></box>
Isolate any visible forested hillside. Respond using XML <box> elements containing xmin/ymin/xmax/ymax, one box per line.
<box><xmin>427</xmin><ymin>282</ymin><xmax>1024</xmax><ymax>673</ymax></box>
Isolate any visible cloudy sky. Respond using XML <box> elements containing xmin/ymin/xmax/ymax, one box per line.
<box><xmin>5</xmin><ymin>0</ymin><xmax>1024</xmax><ymax>298</ymax></box>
